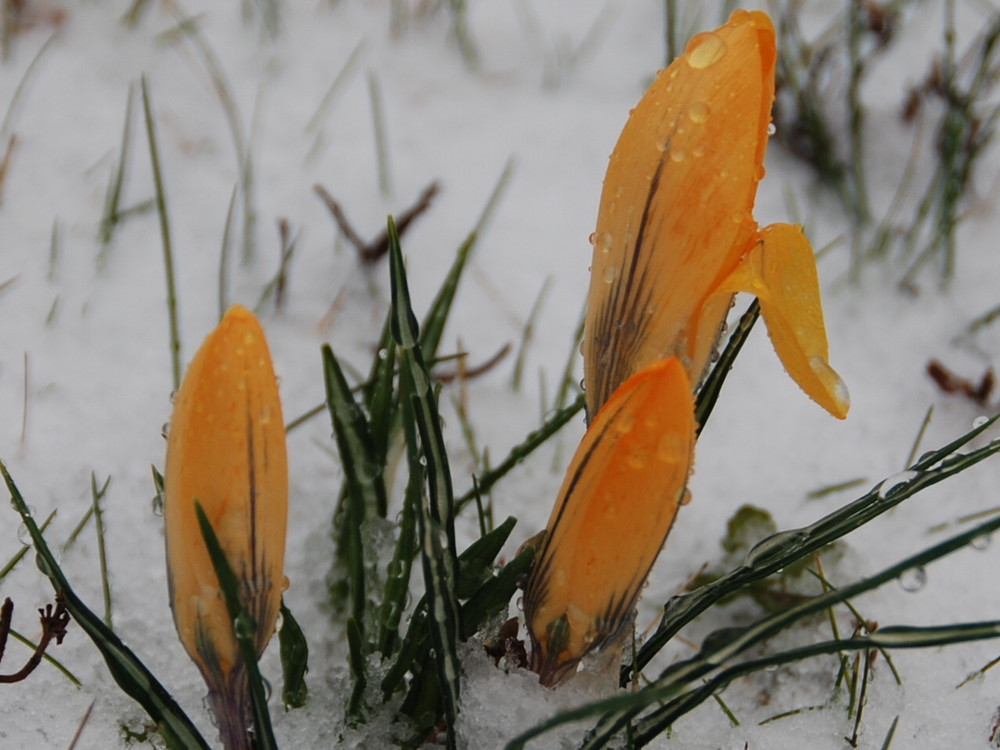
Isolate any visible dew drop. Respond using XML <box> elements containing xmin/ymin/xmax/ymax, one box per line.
<box><xmin>603</xmin><ymin>265</ymin><xmax>619</xmax><ymax>284</ymax></box>
<box><xmin>688</xmin><ymin>101</ymin><xmax>710</xmax><ymax>123</ymax></box>
<box><xmin>656</xmin><ymin>433</ymin><xmax>684</xmax><ymax>463</ymax></box>
<box><xmin>877</xmin><ymin>470</ymin><xmax>918</xmax><ymax>499</ymax></box>
<box><xmin>679</xmin><ymin>489</ymin><xmax>692</xmax><ymax>506</ymax></box>
<box><xmin>766</xmin><ymin>122</ymin><xmax>777</xmax><ymax>136</ymax></box>
<box><xmin>686</xmin><ymin>32</ymin><xmax>727</xmax><ymax>69</ymax></box>
<box><xmin>971</xmin><ymin>534</ymin><xmax>992</xmax><ymax>551</ymax></box>
<box><xmin>691</xmin><ymin>142</ymin><xmax>706</xmax><ymax>158</ymax></box>
<box><xmin>282</xmin><ymin>575</ymin><xmax>291</xmax><ymax>592</ymax></box>
<box><xmin>626</xmin><ymin>446</ymin><xmax>648</xmax><ymax>469</ymax></box>
<box><xmin>161</xmin><ymin>422</ymin><xmax>170</xmax><ymax>440</ymax></box>
<box><xmin>614</xmin><ymin>411</ymin><xmax>635</xmax><ymax>435</ymax></box>
<box><xmin>151</xmin><ymin>492</ymin><xmax>165</xmax><ymax>517</ymax></box>
<box><xmin>898</xmin><ymin>566</ymin><xmax>927</xmax><ymax>592</ymax></box>
<box><xmin>16</xmin><ymin>522</ymin><xmax>31</xmax><ymax>546</ymax></box>
<box><xmin>973</xmin><ymin>415</ymin><xmax>990</xmax><ymax>429</ymax></box>
<box><xmin>377</xmin><ymin>348</ymin><xmax>389</xmax><ymax>361</ymax></box>
<box><xmin>670</xmin><ymin>147</ymin><xmax>687</xmax><ymax>163</ymax></box>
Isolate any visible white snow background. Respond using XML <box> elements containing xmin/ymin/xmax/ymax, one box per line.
<box><xmin>2</xmin><ymin>1</ymin><xmax>1000</xmax><ymax>748</ymax></box>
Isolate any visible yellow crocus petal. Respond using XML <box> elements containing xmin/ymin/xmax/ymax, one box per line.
<box><xmin>164</xmin><ymin>305</ymin><xmax>288</xmax><ymax>721</ymax></box>
<box><xmin>710</xmin><ymin>223</ymin><xmax>850</xmax><ymax>418</ymax></box>
<box><xmin>524</xmin><ymin>357</ymin><xmax>695</xmax><ymax>686</ymax></box>
<box><xmin>584</xmin><ymin>10</ymin><xmax>776</xmax><ymax>417</ymax></box>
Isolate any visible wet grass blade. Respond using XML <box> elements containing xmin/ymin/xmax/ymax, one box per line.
<box><xmin>375</xmin><ymin>378</ymin><xmax>420</xmax><ymax>658</ymax></box>
<box><xmin>141</xmin><ymin>75</ymin><xmax>182</xmax><ymax>391</ymax></box>
<box><xmin>323</xmin><ymin>342</ymin><xmax>389</xmax><ymax>631</ymax></box>
<box><xmin>346</xmin><ymin>615</ymin><xmax>367</xmax><ymax>723</ymax></box>
<box><xmin>511</xmin><ymin>512</ymin><xmax>1000</xmax><ymax>750</ymax></box>
<box><xmin>193</xmin><ymin>500</ymin><xmax>277</xmax><ymax>750</ymax></box>
<box><xmin>695</xmin><ymin>298</ymin><xmax>759</xmax><ymax>436</ymax></box>
<box><xmin>625</xmin><ymin>416</ymin><xmax>1000</xmax><ymax>682</ymax></box>
<box><xmin>419</xmin><ymin>231</ymin><xmax>476</xmax><ymax>362</ymax></box>
<box><xmin>2</xmin><ymin>463</ymin><xmax>210</xmax><ymax>750</ymax></box>
<box><xmin>389</xmin><ymin>215</ymin><xmax>461</xmax><ymax>748</ymax></box>
<box><xmin>278</xmin><ymin>599</ymin><xmax>308</xmax><ymax>710</ymax></box>
<box><xmin>455</xmin><ymin>393</ymin><xmax>585</xmax><ymax>512</ymax></box>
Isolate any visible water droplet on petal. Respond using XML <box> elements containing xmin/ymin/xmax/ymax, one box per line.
<box><xmin>686</xmin><ymin>32</ymin><xmax>727</xmax><ymax>69</ymax></box>
<box><xmin>767</xmin><ymin>122</ymin><xmax>777</xmax><ymax>136</ymax></box>
<box><xmin>656</xmin><ymin>433</ymin><xmax>684</xmax><ymax>463</ymax></box>
<box><xmin>614</xmin><ymin>411</ymin><xmax>635</xmax><ymax>435</ymax></box>
<box><xmin>626</xmin><ymin>446</ymin><xmax>648</xmax><ymax>469</ymax></box>
<box><xmin>603</xmin><ymin>265</ymin><xmax>619</xmax><ymax>284</ymax></box>
<box><xmin>670</xmin><ymin>147</ymin><xmax>687</xmax><ymax>163</ymax></box>
<box><xmin>688</xmin><ymin>101</ymin><xmax>710</xmax><ymax>123</ymax></box>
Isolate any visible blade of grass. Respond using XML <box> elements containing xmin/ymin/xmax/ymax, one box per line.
<box><xmin>537</xmin><ymin>513</ymin><xmax>1000</xmax><ymax>750</ymax></box>
<box><xmin>323</xmin><ymin>343</ymin><xmax>388</xmax><ymax>639</ymax></box>
<box><xmin>193</xmin><ymin>500</ymin><xmax>277</xmax><ymax>750</ymax></box>
<box><xmin>141</xmin><ymin>75</ymin><xmax>182</xmax><ymax>391</ymax></box>
<box><xmin>455</xmin><ymin>393</ymin><xmax>585</xmax><ymax>512</ymax></box>
<box><xmin>89</xmin><ymin>473</ymin><xmax>113</xmax><ymax>629</ymax></box>
<box><xmin>511</xmin><ymin>277</ymin><xmax>551</xmax><ymax>392</ymax></box>
<box><xmin>389</xmin><ymin>216</ymin><xmax>460</xmax><ymax>748</ymax></box>
<box><xmin>98</xmin><ymin>83</ymin><xmax>136</xmax><ymax>253</ymax></box>
<box><xmin>695</xmin><ymin>298</ymin><xmax>759</xmax><ymax>436</ymax></box>
<box><xmin>3</xmin><ymin>463</ymin><xmax>210</xmax><ymax>749</ymax></box>
<box><xmin>278</xmin><ymin>599</ymin><xmax>308</xmax><ymax>710</ymax></box>
<box><xmin>625</xmin><ymin>415</ymin><xmax>1000</xmax><ymax>682</ymax></box>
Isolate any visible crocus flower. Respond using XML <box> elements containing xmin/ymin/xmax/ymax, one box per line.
<box><xmin>524</xmin><ymin>9</ymin><xmax>848</xmax><ymax>686</ymax></box>
<box><xmin>582</xmin><ymin>9</ymin><xmax>849</xmax><ymax>421</ymax></box>
<box><xmin>164</xmin><ymin>305</ymin><xmax>288</xmax><ymax>749</ymax></box>
<box><xmin>524</xmin><ymin>357</ymin><xmax>694</xmax><ymax>686</ymax></box>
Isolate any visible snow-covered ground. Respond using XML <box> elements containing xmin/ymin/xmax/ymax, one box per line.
<box><xmin>3</xmin><ymin>1</ymin><xmax>1000</xmax><ymax>748</ymax></box>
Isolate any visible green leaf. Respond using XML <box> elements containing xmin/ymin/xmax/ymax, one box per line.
<box><xmin>193</xmin><ymin>500</ymin><xmax>278</xmax><ymax>750</ymax></box>
<box><xmin>1</xmin><ymin>462</ymin><xmax>210</xmax><ymax>750</ymax></box>
<box><xmin>278</xmin><ymin>600</ymin><xmax>309</xmax><ymax>710</ymax></box>
<box><xmin>389</xmin><ymin>216</ymin><xmax>461</xmax><ymax>749</ymax></box>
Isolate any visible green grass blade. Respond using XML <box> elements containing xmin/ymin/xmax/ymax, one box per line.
<box><xmin>455</xmin><ymin>393</ymin><xmax>585</xmax><ymax>512</ymax></box>
<box><xmin>419</xmin><ymin>231</ymin><xmax>476</xmax><ymax>362</ymax></box>
<box><xmin>519</xmin><ymin>513</ymin><xmax>1000</xmax><ymax>750</ymax></box>
<box><xmin>389</xmin><ymin>215</ymin><xmax>461</xmax><ymax>748</ymax></box>
<box><xmin>346</xmin><ymin>615</ymin><xmax>367</xmax><ymax>723</ymax></box>
<box><xmin>626</xmin><ymin>419</ymin><xmax>1000</xmax><ymax>682</ymax></box>
<box><xmin>193</xmin><ymin>500</ymin><xmax>277</xmax><ymax>750</ymax></box>
<box><xmin>695</xmin><ymin>298</ymin><xmax>759</xmax><ymax>436</ymax></box>
<box><xmin>141</xmin><ymin>75</ymin><xmax>182</xmax><ymax>391</ymax></box>
<box><xmin>278</xmin><ymin>599</ymin><xmax>309</xmax><ymax>710</ymax></box>
<box><xmin>2</xmin><ymin>463</ymin><xmax>210</xmax><ymax>750</ymax></box>
<box><xmin>375</xmin><ymin>377</ymin><xmax>420</xmax><ymax>658</ymax></box>
<box><xmin>89</xmin><ymin>472</ymin><xmax>113</xmax><ymax>630</ymax></box>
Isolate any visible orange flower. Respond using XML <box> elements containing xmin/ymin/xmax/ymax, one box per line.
<box><xmin>583</xmin><ymin>9</ymin><xmax>849</xmax><ymax>420</ymax></box>
<box><xmin>524</xmin><ymin>9</ymin><xmax>848</xmax><ymax>686</ymax></box>
<box><xmin>524</xmin><ymin>358</ymin><xmax>694</xmax><ymax>686</ymax></box>
<box><xmin>164</xmin><ymin>305</ymin><xmax>287</xmax><ymax>748</ymax></box>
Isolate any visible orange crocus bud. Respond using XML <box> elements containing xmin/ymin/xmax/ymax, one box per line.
<box><xmin>524</xmin><ymin>357</ymin><xmax>695</xmax><ymax>686</ymax></box>
<box><xmin>164</xmin><ymin>305</ymin><xmax>288</xmax><ymax>749</ymax></box>
<box><xmin>583</xmin><ymin>9</ymin><xmax>849</xmax><ymax>420</ymax></box>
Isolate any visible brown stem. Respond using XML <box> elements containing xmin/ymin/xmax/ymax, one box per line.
<box><xmin>0</xmin><ymin>594</ymin><xmax>70</xmax><ymax>683</ymax></box>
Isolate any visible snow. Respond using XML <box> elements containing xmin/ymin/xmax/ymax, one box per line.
<box><xmin>1</xmin><ymin>1</ymin><xmax>1000</xmax><ymax>748</ymax></box>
